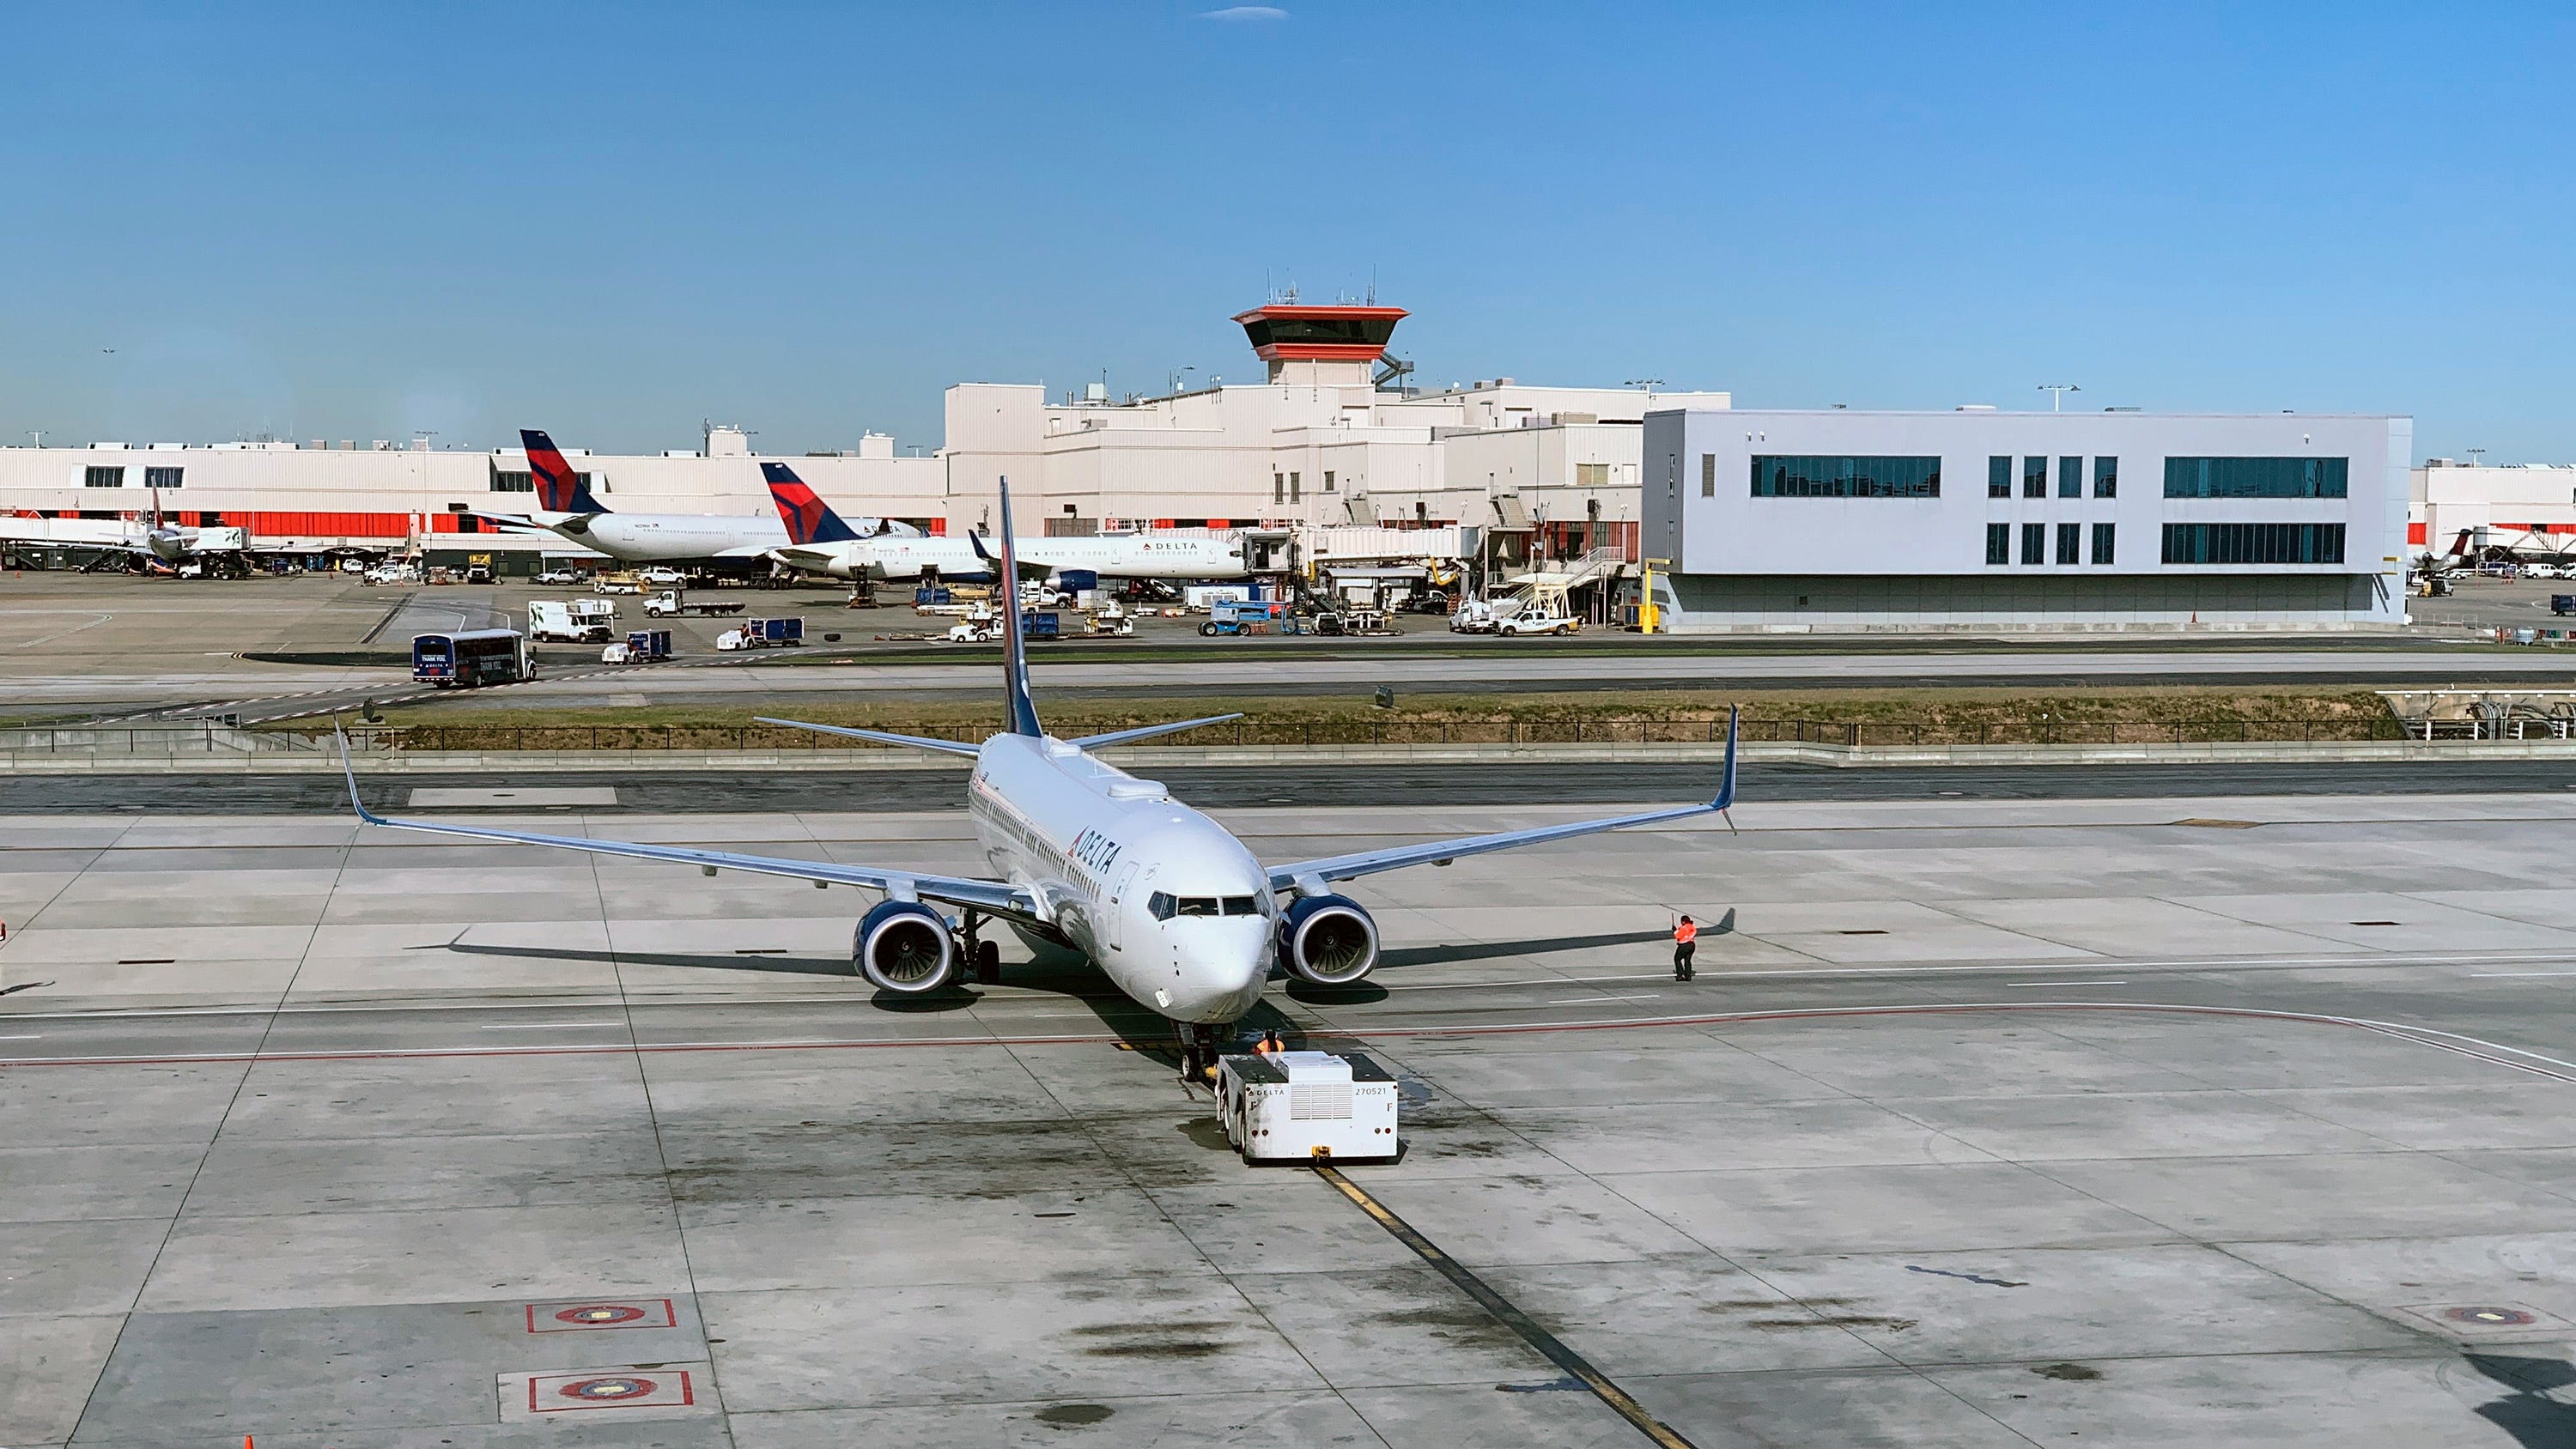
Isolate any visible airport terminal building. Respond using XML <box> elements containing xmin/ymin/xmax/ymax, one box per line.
<box><xmin>1643</xmin><ymin>409</ymin><xmax>2412</xmax><ymax>631</ymax></box>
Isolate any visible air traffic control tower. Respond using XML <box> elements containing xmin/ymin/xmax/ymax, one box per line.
<box><xmin>1230</xmin><ymin>303</ymin><xmax>1408</xmax><ymax>386</ymax></box>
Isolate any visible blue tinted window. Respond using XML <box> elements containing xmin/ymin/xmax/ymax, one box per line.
<box><xmin>2021</xmin><ymin>522</ymin><xmax>2045</xmax><ymax>564</ymax></box>
<box><xmin>2091</xmin><ymin>522</ymin><xmax>2116</xmax><ymax>565</ymax></box>
<box><xmin>2056</xmin><ymin>522</ymin><xmax>2081</xmax><ymax>564</ymax></box>
<box><xmin>1748</xmin><ymin>456</ymin><xmax>1941</xmax><ymax>498</ymax></box>
<box><xmin>2058</xmin><ymin>456</ymin><xmax>2081</xmax><ymax>499</ymax></box>
<box><xmin>2160</xmin><ymin>523</ymin><xmax>2346</xmax><ymax>564</ymax></box>
<box><xmin>2023</xmin><ymin>457</ymin><xmax>2046</xmax><ymax>498</ymax></box>
<box><xmin>2163</xmin><ymin>458</ymin><xmax>2348</xmax><ymax>499</ymax></box>
<box><xmin>2093</xmin><ymin>457</ymin><xmax>2118</xmax><ymax>498</ymax></box>
<box><xmin>1986</xmin><ymin>522</ymin><xmax>2010</xmax><ymax>565</ymax></box>
<box><xmin>1988</xmin><ymin>456</ymin><xmax>2011</xmax><ymax>498</ymax></box>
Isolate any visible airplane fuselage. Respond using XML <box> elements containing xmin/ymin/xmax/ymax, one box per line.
<box><xmin>786</xmin><ymin>532</ymin><xmax>1249</xmax><ymax>583</ymax></box>
<box><xmin>507</xmin><ymin>510</ymin><xmax>915</xmax><ymax>565</ymax></box>
<box><xmin>967</xmin><ymin>733</ymin><xmax>1271</xmax><ymax>1023</ymax></box>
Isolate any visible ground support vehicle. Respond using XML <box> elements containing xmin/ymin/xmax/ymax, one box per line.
<box><xmin>601</xmin><ymin>628</ymin><xmax>672</xmax><ymax>664</ymax></box>
<box><xmin>1200</xmin><ymin>599</ymin><xmax>1287</xmax><ymax>636</ymax></box>
<box><xmin>1218</xmin><ymin>1052</ymin><xmax>1400</xmax><ymax>1165</ymax></box>
<box><xmin>644</xmin><ymin>590</ymin><xmax>747</xmax><ymax>618</ymax></box>
<box><xmin>639</xmin><ymin>566</ymin><xmax>688</xmax><ymax>586</ymax></box>
<box><xmin>716</xmin><ymin>616</ymin><xmax>806</xmax><ymax>651</ymax></box>
<box><xmin>528</xmin><ymin>600</ymin><xmax>617</xmax><ymax>644</ymax></box>
<box><xmin>594</xmin><ymin>573</ymin><xmax>644</xmax><ymax>595</ymax></box>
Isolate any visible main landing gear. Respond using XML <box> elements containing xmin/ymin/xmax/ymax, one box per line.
<box><xmin>1176</xmin><ymin>1022</ymin><xmax>1230</xmax><ymax>1086</ymax></box>
<box><xmin>959</xmin><ymin>910</ymin><xmax>1002</xmax><ymax>985</ymax></box>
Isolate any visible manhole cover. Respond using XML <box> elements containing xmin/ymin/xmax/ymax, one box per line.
<box><xmin>2445</xmin><ymin>1307</ymin><xmax>2539</xmax><ymax>1327</ymax></box>
<box><xmin>560</xmin><ymin>1376</ymin><xmax>658</xmax><ymax>1401</ymax></box>
<box><xmin>556</xmin><ymin>1305</ymin><xmax>648</xmax><ymax>1326</ymax></box>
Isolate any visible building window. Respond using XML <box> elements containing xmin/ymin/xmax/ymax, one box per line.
<box><xmin>83</xmin><ymin>466</ymin><xmax>124</xmax><ymax>488</ymax></box>
<box><xmin>1700</xmin><ymin>454</ymin><xmax>1716</xmax><ymax>498</ymax></box>
<box><xmin>1323</xmin><ymin>470</ymin><xmax>1335</xmax><ymax>494</ymax></box>
<box><xmin>2058</xmin><ymin>456</ymin><xmax>2081</xmax><ymax>499</ymax></box>
<box><xmin>2022</xmin><ymin>457</ymin><xmax>2046</xmax><ymax>498</ymax></box>
<box><xmin>2163</xmin><ymin>457</ymin><xmax>2349</xmax><ymax>499</ymax></box>
<box><xmin>2022</xmin><ymin>522</ymin><xmax>2046</xmax><ymax>565</ymax></box>
<box><xmin>2057</xmin><ymin>522</ymin><xmax>2081</xmax><ymax>564</ymax></box>
<box><xmin>2092</xmin><ymin>522</ymin><xmax>2116</xmax><ymax>564</ymax></box>
<box><xmin>1273</xmin><ymin>473</ymin><xmax>1285</xmax><ymax>505</ymax></box>
<box><xmin>1577</xmin><ymin>462</ymin><xmax>1610</xmax><ymax>488</ymax></box>
<box><xmin>2093</xmin><ymin>457</ymin><xmax>2117</xmax><ymax>497</ymax></box>
<box><xmin>1986</xmin><ymin>522</ymin><xmax>2010</xmax><ymax>566</ymax></box>
<box><xmin>2160</xmin><ymin>522</ymin><xmax>2347</xmax><ymax>564</ymax></box>
<box><xmin>1748</xmin><ymin>455</ymin><xmax>1941</xmax><ymax>499</ymax></box>
<box><xmin>143</xmin><ymin>466</ymin><xmax>183</xmax><ymax>489</ymax></box>
<box><xmin>1290</xmin><ymin>471</ymin><xmax>1301</xmax><ymax>502</ymax></box>
<box><xmin>1988</xmin><ymin>456</ymin><xmax>2011</xmax><ymax>498</ymax></box>
<box><xmin>491</xmin><ymin>470</ymin><xmax>534</xmax><ymax>493</ymax></box>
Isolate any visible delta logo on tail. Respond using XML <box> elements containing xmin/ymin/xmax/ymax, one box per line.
<box><xmin>761</xmin><ymin>463</ymin><xmax>865</xmax><ymax>545</ymax></box>
<box><xmin>519</xmin><ymin>429</ymin><xmax>607</xmax><ymax>513</ymax></box>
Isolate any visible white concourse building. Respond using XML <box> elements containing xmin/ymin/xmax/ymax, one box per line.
<box><xmin>1643</xmin><ymin>409</ymin><xmax>2412</xmax><ymax>631</ymax></box>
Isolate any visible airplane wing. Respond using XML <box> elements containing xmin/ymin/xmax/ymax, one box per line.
<box><xmin>1264</xmin><ymin>708</ymin><xmax>1739</xmax><ymax>893</ymax></box>
<box><xmin>334</xmin><ymin>731</ymin><xmax>1037</xmax><ymax>920</ymax></box>
<box><xmin>715</xmin><ymin>543</ymin><xmax>779</xmax><ymax>558</ymax></box>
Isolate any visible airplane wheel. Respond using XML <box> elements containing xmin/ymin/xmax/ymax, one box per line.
<box><xmin>975</xmin><ymin>940</ymin><xmax>1001</xmax><ymax>984</ymax></box>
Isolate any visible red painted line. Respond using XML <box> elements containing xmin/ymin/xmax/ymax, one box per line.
<box><xmin>3</xmin><ymin>1001</ymin><xmax>2573</xmax><ymax>1086</ymax></box>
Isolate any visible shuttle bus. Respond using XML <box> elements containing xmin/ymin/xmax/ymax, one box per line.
<box><xmin>412</xmin><ymin>629</ymin><xmax>535</xmax><ymax>688</ymax></box>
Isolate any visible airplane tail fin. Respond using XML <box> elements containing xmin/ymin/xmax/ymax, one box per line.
<box><xmin>993</xmin><ymin>476</ymin><xmax>1043</xmax><ymax>737</ymax></box>
<box><xmin>521</xmin><ymin>429</ymin><xmax>607</xmax><ymax>513</ymax></box>
<box><xmin>760</xmin><ymin>463</ymin><xmax>864</xmax><ymax>544</ymax></box>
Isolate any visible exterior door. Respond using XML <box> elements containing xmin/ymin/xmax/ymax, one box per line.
<box><xmin>1107</xmin><ymin>859</ymin><xmax>1142</xmax><ymax>950</ymax></box>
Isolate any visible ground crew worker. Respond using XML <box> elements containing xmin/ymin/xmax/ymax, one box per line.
<box><xmin>1255</xmin><ymin>1028</ymin><xmax>1283</xmax><ymax>1056</ymax></box>
<box><xmin>1673</xmin><ymin>914</ymin><xmax>1698</xmax><ymax>981</ymax></box>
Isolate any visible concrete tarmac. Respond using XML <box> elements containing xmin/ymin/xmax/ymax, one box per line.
<box><xmin>10</xmin><ymin>791</ymin><xmax>2576</xmax><ymax>1445</ymax></box>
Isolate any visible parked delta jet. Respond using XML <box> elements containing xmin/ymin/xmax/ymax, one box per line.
<box><xmin>475</xmin><ymin>429</ymin><xmax>914</xmax><ymax>566</ymax></box>
<box><xmin>340</xmin><ymin>476</ymin><xmax>1739</xmax><ymax>1075</ymax></box>
<box><xmin>763</xmin><ymin>463</ymin><xmax>1249</xmax><ymax>584</ymax></box>
<box><xmin>0</xmin><ymin>484</ymin><xmax>258</xmax><ymax>572</ymax></box>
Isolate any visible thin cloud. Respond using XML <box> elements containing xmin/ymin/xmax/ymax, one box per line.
<box><xmin>1198</xmin><ymin>5</ymin><xmax>1287</xmax><ymax>20</ymax></box>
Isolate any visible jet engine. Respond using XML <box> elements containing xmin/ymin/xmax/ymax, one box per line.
<box><xmin>854</xmin><ymin>900</ymin><xmax>957</xmax><ymax>994</ymax></box>
<box><xmin>1277</xmin><ymin>894</ymin><xmax>1380</xmax><ymax>986</ymax></box>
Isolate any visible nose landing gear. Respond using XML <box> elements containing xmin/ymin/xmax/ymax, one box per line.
<box><xmin>1176</xmin><ymin>1022</ymin><xmax>1231</xmax><ymax>1086</ymax></box>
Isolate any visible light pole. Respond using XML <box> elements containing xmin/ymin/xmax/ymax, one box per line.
<box><xmin>2038</xmin><ymin>384</ymin><xmax>2081</xmax><ymax>412</ymax></box>
<box><xmin>2469</xmin><ymin>448</ymin><xmax>2488</xmax><ymax>468</ymax></box>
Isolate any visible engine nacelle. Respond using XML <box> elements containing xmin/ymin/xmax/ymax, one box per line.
<box><xmin>854</xmin><ymin>900</ymin><xmax>957</xmax><ymax>994</ymax></box>
<box><xmin>1277</xmin><ymin>894</ymin><xmax>1380</xmax><ymax>986</ymax></box>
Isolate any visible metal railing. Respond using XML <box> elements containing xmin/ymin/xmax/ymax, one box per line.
<box><xmin>0</xmin><ymin>724</ymin><xmax>335</xmax><ymax>755</ymax></box>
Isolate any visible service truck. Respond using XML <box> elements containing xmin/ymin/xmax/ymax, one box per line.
<box><xmin>1218</xmin><ymin>1051</ymin><xmax>1400</xmax><ymax>1165</ymax></box>
<box><xmin>644</xmin><ymin>590</ymin><xmax>747</xmax><ymax>618</ymax></box>
<box><xmin>527</xmin><ymin>599</ymin><xmax>617</xmax><ymax>644</ymax></box>
<box><xmin>715</xmin><ymin>616</ymin><xmax>805</xmax><ymax>651</ymax></box>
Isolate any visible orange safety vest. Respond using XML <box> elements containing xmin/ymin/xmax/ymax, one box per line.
<box><xmin>1674</xmin><ymin>920</ymin><xmax>1698</xmax><ymax>945</ymax></box>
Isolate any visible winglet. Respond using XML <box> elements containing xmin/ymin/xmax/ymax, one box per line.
<box><xmin>334</xmin><ymin>724</ymin><xmax>386</xmax><ymax>826</ymax></box>
<box><xmin>993</xmin><ymin>477</ymin><xmax>1043</xmax><ymax>737</ymax></box>
<box><xmin>1710</xmin><ymin>706</ymin><xmax>1741</xmax><ymax>812</ymax></box>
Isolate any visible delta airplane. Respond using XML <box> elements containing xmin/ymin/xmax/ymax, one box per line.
<box><xmin>0</xmin><ymin>485</ymin><xmax>256</xmax><ymax>571</ymax></box>
<box><xmin>476</xmin><ymin>429</ymin><xmax>914</xmax><ymax>566</ymax></box>
<box><xmin>764</xmin><ymin>467</ymin><xmax>1249</xmax><ymax>585</ymax></box>
<box><xmin>339</xmin><ymin>476</ymin><xmax>1738</xmax><ymax>1074</ymax></box>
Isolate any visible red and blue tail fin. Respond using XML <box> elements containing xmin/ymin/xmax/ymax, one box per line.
<box><xmin>520</xmin><ymin>429</ymin><xmax>606</xmax><ymax>513</ymax></box>
<box><xmin>760</xmin><ymin>464</ymin><xmax>864</xmax><ymax>545</ymax></box>
<box><xmin>993</xmin><ymin>476</ymin><xmax>1042</xmax><ymax>737</ymax></box>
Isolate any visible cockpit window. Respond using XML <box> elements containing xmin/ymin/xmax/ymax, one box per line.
<box><xmin>1148</xmin><ymin>891</ymin><xmax>1263</xmax><ymax>920</ymax></box>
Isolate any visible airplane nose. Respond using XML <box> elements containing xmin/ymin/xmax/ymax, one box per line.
<box><xmin>1170</xmin><ymin>938</ymin><xmax>1270</xmax><ymax>1022</ymax></box>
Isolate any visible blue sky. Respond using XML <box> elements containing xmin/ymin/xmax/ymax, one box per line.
<box><xmin>1</xmin><ymin>3</ymin><xmax>2567</xmax><ymax>460</ymax></box>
